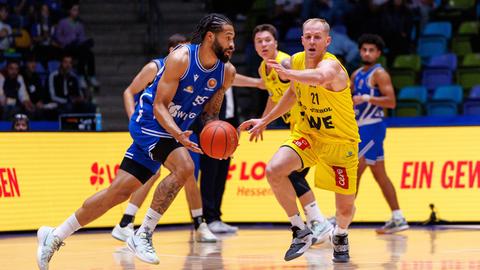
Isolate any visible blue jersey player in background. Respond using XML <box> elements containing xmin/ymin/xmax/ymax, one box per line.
<box><xmin>112</xmin><ymin>34</ymin><xmax>218</xmax><ymax>244</ymax></box>
<box><xmin>351</xmin><ymin>34</ymin><xmax>409</xmax><ymax>235</ymax></box>
<box><xmin>36</xmin><ymin>14</ymin><xmax>236</xmax><ymax>269</ymax></box>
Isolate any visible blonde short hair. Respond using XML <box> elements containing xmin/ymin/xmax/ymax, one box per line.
<box><xmin>302</xmin><ymin>18</ymin><xmax>330</xmax><ymax>33</ymax></box>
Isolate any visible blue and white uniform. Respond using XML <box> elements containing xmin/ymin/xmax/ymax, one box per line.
<box><xmin>353</xmin><ymin>64</ymin><xmax>386</xmax><ymax>165</ymax></box>
<box><xmin>133</xmin><ymin>58</ymin><xmax>164</xmax><ymax>105</ymax></box>
<box><xmin>121</xmin><ymin>44</ymin><xmax>225</xmax><ymax>180</ymax></box>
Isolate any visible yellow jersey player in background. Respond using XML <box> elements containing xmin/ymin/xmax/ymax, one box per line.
<box><xmin>234</xmin><ymin>23</ymin><xmax>333</xmax><ymax>249</ymax></box>
<box><xmin>240</xmin><ymin>18</ymin><xmax>359</xmax><ymax>263</ymax></box>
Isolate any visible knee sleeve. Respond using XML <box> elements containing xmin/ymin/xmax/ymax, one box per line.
<box><xmin>288</xmin><ymin>167</ymin><xmax>311</xmax><ymax>197</ymax></box>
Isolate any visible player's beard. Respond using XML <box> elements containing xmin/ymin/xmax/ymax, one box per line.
<box><xmin>362</xmin><ymin>59</ymin><xmax>374</xmax><ymax>65</ymax></box>
<box><xmin>213</xmin><ymin>38</ymin><xmax>231</xmax><ymax>63</ymax></box>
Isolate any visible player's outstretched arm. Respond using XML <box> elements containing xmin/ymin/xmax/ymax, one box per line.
<box><xmin>202</xmin><ymin>63</ymin><xmax>236</xmax><ymax>125</ymax></box>
<box><xmin>153</xmin><ymin>47</ymin><xmax>202</xmax><ymax>153</ymax></box>
<box><xmin>123</xmin><ymin>62</ymin><xmax>158</xmax><ymax>119</ymax></box>
<box><xmin>267</xmin><ymin>58</ymin><xmax>338</xmax><ymax>87</ymax></box>
<box><xmin>233</xmin><ymin>73</ymin><xmax>265</xmax><ymax>89</ymax></box>
<box><xmin>239</xmin><ymin>85</ymin><xmax>296</xmax><ymax>142</ymax></box>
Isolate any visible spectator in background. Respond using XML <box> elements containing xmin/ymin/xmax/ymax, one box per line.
<box><xmin>48</xmin><ymin>54</ymin><xmax>95</xmax><ymax>114</ymax></box>
<box><xmin>328</xmin><ymin>29</ymin><xmax>360</xmax><ymax>73</ymax></box>
<box><xmin>31</xmin><ymin>3</ymin><xmax>61</xmax><ymax>68</ymax></box>
<box><xmin>11</xmin><ymin>113</ymin><xmax>29</xmax><ymax>131</ymax></box>
<box><xmin>22</xmin><ymin>55</ymin><xmax>58</xmax><ymax>120</ymax></box>
<box><xmin>0</xmin><ymin>60</ymin><xmax>34</xmax><ymax>119</ymax></box>
<box><xmin>55</xmin><ymin>3</ymin><xmax>99</xmax><ymax>89</ymax></box>
<box><xmin>0</xmin><ymin>5</ymin><xmax>13</xmax><ymax>52</ymax></box>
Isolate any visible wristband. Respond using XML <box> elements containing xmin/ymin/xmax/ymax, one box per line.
<box><xmin>361</xmin><ymin>94</ymin><xmax>371</xmax><ymax>102</ymax></box>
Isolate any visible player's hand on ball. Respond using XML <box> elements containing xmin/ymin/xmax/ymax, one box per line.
<box><xmin>239</xmin><ymin>118</ymin><xmax>266</xmax><ymax>142</ymax></box>
<box><xmin>176</xmin><ymin>130</ymin><xmax>203</xmax><ymax>154</ymax></box>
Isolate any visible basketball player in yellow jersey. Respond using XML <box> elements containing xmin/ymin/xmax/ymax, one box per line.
<box><xmin>240</xmin><ymin>19</ymin><xmax>359</xmax><ymax>263</ymax></box>
<box><xmin>235</xmin><ymin>23</ymin><xmax>333</xmax><ymax>246</ymax></box>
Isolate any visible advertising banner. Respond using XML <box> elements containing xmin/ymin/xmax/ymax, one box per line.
<box><xmin>1</xmin><ymin>127</ymin><xmax>479</xmax><ymax>231</ymax></box>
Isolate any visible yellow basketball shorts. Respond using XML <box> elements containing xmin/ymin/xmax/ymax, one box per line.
<box><xmin>282</xmin><ymin>130</ymin><xmax>358</xmax><ymax>195</ymax></box>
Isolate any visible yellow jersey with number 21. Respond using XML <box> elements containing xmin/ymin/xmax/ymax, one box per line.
<box><xmin>291</xmin><ymin>51</ymin><xmax>360</xmax><ymax>145</ymax></box>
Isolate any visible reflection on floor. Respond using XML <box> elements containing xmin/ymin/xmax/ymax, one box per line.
<box><xmin>1</xmin><ymin>226</ymin><xmax>480</xmax><ymax>269</ymax></box>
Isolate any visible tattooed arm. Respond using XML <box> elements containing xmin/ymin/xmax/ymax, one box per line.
<box><xmin>201</xmin><ymin>62</ymin><xmax>236</xmax><ymax>125</ymax></box>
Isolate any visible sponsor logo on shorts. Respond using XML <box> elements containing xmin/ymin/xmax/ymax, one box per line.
<box><xmin>292</xmin><ymin>137</ymin><xmax>311</xmax><ymax>150</ymax></box>
<box><xmin>332</xmin><ymin>166</ymin><xmax>349</xmax><ymax>189</ymax></box>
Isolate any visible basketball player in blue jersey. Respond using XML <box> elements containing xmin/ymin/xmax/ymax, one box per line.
<box><xmin>112</xmin><ymin>34</ymin><xmax>217</xmax><ymax>244</ymax></box>
<box><xmin>36</xmin><ymin>14</ymin><xmax>236</xmax><ymax>269</ymax></box>
<box><xmin>351</xmin><ymin>34</ymin><xmax>409</xmax><ymax>234</ymax></box>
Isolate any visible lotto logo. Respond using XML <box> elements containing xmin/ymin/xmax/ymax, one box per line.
<box><xmin>332</xmin><ymin>166</ymin><xmax>349</xmax><ymax>189</ymax></box>
<box><xmin>292</xmin><ymin>137</ymin><xmax>311</xmax><ymax>150</ymax></box>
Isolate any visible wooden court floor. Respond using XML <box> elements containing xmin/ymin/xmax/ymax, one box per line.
<box><xmin>1</xmin><ymin>225</ymin><xmax>480</xmax><ymax>269</ymax></box>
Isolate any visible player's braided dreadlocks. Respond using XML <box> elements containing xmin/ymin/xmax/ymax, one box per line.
<box><xmin>191</xmin><ymin>13</ymin><xmax>233</xmax><ymax>44</ymax></box>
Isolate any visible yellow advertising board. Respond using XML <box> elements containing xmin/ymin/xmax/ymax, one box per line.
<box><xmin>0</xmin><ymin>127</ymin><xmax>479</xmax><ymax>231</ymax></box>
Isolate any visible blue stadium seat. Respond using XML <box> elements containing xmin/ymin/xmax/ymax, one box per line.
<box><xmin>469</xmin><ymin>85</ymin><xmax>480</xmax><ymax>99</ymax></box>
<box><xmin>398</xmin><ymin>86</ymin><xmax>428</xmax><ymax>103</ymax></box>
<box><xmin>426</xmin><ymin>85</ymin><xmax>462</xmax><ymax>116</ymax></box>
<box><xmin>463</xmin><ymin>85</ymin><xmax>480</xmax><ymax>115</ymax></box>
<box><xmin>463</xmin><ymin>101</ymin><xmax>480</xmax><ymax>115</ymax></box>
<box><xmin>425</xmin><ymin>53</ymin><xmax>457</xmax><ymax>70</ymax></box>
<box><xmin>426</xmin><ymin>102</ymin><xmax>458</xmax><ymax>116</ymax></box>
<box><xmin>284</xmin><ymin>27</ymin><xmax>302</xmax><ymax>41</ymax></box>
<box><xmin>432</xmin><ymin>85</ymin><xmax>463</xmax><ymax>104</ymax></box>
<box><xmin>35</xmin><ymin>63</ymin><xmax>46</xmax><ymax>74</ymax></box>
<box><xmin>47</xmin><ymin>60</ymin><xmax>60</xmax><ymax>73</ymax></box>
<box><xmin>394</xmin><ymin>86</ymin><xmax>428</xmax><ymax>116</ymax></box>
<box><xmin>421</xmin><ymin>69</ymin><xmax>453</xmax><ymax>90</ymax></box>
<box><xmin>422</xmin><ymin>21</ymin><xmax>452</xmax><ymax>39</ymax></box>
<box><xmin>417</xmin><ymin>36</ymin><xmax>448</xmax><ymax>59</ymax></box>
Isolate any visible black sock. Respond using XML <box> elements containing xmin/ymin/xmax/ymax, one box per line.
<box><xmin>120</xmin><ymin>214</ymin><xmax>135</xmax><ymax>227</ymax></box>
<box><xmin>193</xmin><ymin>216</ymin><xmax>203</xmax><ymax>230</ymax></box>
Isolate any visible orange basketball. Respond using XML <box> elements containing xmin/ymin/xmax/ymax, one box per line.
<box><xmin>200</xmin><ymin>120</ymin><xmax>239</xmax><ymax>159</ymax></box>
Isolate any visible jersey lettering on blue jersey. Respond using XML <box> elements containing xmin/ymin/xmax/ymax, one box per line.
<box><xmin>353</xmin><ymin>64</ymin><xmax>384</xmax><ymax>126</ymax></box>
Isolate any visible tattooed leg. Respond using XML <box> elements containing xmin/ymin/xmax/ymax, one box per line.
<box><xmin>150</xmin><ymin>173</ymin><xmax>183</xmax><ymax>214</ymax></box>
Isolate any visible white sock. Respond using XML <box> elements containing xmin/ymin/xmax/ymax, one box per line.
<box><xmin>288</xmin><ymin>213</ymin><xmax>305</xmax><ymax>230</ymax></box>
<box><xmin>392</xmin><ymin>209</ymin><xmax>404</xmax><ymax>220</ymax></box>
<box><xmin>53</xmin><ymin>214</ymin><xmax>81</xmax><ymax>241</ymax></box>
<box><xmin>334</xmin><ymin>225</ymin><xmax>348</xmax><ymax>235</ymax></box>
<box><xmin>124</xmin><ymin>203</ymin><xmax>139</xmax><ymax>216</ymax></box>
<box><xmin>136</xmin><ymin>208</ymin><xmax>162</xmax><ymax>235</ymax></box>
<box><xmin>191</xmin><ymin>208</ymin><xmax>203</xmax><ymax>218</ymax></box>
<box><xmin>304</xmin><ymin>201</ymin><xmax>325</xmax><ymax>223</ymax></box>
